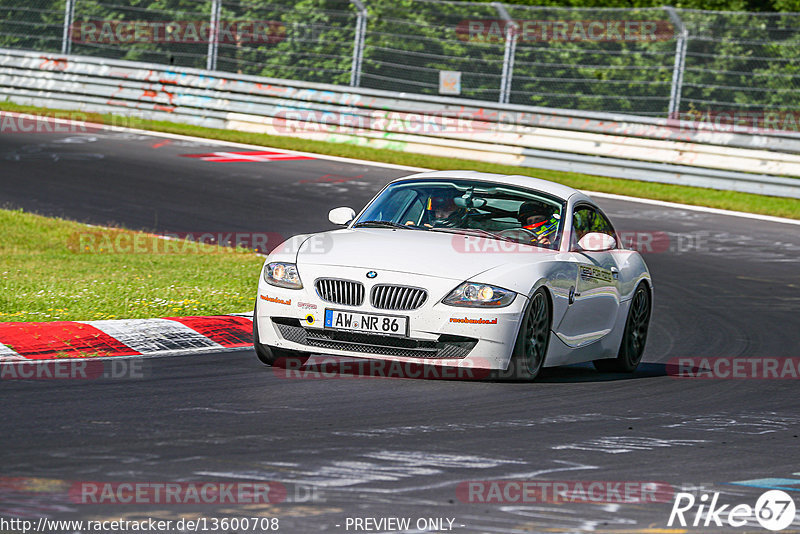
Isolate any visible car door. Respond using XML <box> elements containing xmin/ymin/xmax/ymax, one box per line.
<box><xmin>554</xmin><ymin>204</ymin><xmax>622</xmax><ymax>348</ymax></box>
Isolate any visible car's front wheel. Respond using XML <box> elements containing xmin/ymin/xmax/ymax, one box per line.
<box><xmin>252</xmin><ymin>307</ymin><xmax>308</xmax><ymax>366</ymax></box>
<box><xmin>593</xmin><ymin>283</ymin><xmax>651</xmax><ymax>373</ymax></box>
<box><xmin>504</xmin><ymin>287</ymin><xmax>551</xmax><ymax>381</ymax></box>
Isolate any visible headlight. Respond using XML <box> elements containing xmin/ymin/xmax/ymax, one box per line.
<box><xmin>442</xmin><ymin>282</ymin><xmax>516</xmax><ymax>308</ymax></box>
<box><xmin>263</xmin><ymin>262</ymin><xmax>303</xmax><ymax>289</ymax></box>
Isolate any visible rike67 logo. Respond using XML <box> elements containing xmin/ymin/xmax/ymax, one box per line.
<box><xmin>668</xmin><ymin>490</ymin><xmax>797</xmax><ymax>531</ymax></box>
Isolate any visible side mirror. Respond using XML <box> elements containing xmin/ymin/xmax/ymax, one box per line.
<box><xmin>577</xmin><ymin>232</ymin><xmax>616</xmax><ymax>252</ymax></box>
<box><xmin>328</xmin><ymin>207</ymin><xmax>356</xmax><ymax>226</ymax></box>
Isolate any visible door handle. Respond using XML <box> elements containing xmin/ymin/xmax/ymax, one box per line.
<box><xmin>569</xmin><ymin>286</ymin><xmax>577</xmax><ymax>304</ymax></box>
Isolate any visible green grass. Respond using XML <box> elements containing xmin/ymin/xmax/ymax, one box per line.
<box><xmin>2</xmin><ymin>101</ymin><xmax>799</xmax><ymax>219</ymax></box>
<box><xmin>0</xmin><ymin>208</ymin><xmax>264</xmax><ymax>322</ymax></box>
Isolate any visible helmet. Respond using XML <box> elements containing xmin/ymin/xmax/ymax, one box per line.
<box><xmin>519</xmin><ymin>202</ymin><xmax>559</xmax><ymax>241</ymax></box>
<box><xmin>518</xmin><ymin>201</ymin><xmax>550</xmax><ymax>222</ymax></box>
<box><xmin>428</xmin><ymin>195</ymin><xmax>454</xmax><ymax>211</ymax></box>
<box><xmin>427</xmin><ymin>192</ymin><xmax>458</xmax><ymax>215</ymax></box>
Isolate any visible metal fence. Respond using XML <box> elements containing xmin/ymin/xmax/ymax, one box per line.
<box><xmin>0</xmin><ymin>0</ymin><xmax>798</xmax><ymax>118</ymax></box>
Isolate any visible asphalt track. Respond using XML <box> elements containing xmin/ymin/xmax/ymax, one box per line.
<box><xmin>1</xmin><ymin>127</ymin><xmax>800</xmax><ymax>533</ymax></box>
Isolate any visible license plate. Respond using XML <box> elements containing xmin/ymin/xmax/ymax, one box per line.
<box><xmin>324</xmin><ymin>309</ymin><xmax>408</xmax><ymax>336</ymax></box>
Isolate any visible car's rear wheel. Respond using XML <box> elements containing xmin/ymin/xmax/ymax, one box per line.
<box><xmin>504</xmin><ymin>288</ymin><xmax>551</xmax><ymax>381</ymax></box>
<box><xmin>593</xmin><ymin>283</ymin><xmax>651</xmax><ymax>373</ymax></box>
<box><xmin>252</xmin><ymin>307</ymin><xmax>308</xmax><ymax>366</ymax></box>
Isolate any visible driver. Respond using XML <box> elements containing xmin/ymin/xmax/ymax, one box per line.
<box><xmin>518</xmin><ymin>202</ymin><xmax>559</xmax><ymax>246</ymax></box>
<box><xmin>423</xmin><ymin>192</ymin><xmax>461</xmax><ymax>227</ymax></box>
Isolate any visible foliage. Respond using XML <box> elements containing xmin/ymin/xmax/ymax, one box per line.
<box><xmin>0</xmin><ymin>0</ymin><xmax>797</xmax><ymax>114</ymax></box>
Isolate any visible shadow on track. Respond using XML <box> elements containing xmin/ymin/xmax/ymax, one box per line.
<box><xmin>537</xmin><ymin>362</ymin><xmax>671</xmax><ymax>383</ymax></box>
<box><xmin>266</xmin><ymin>355</ymin><xmax>685</xmax><ymax>383</ymax></box>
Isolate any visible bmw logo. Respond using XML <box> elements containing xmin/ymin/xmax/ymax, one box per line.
<box><xmin>366</xmin><ymin>271</ymin><xmax>377</xmax><ymax>279</ymax></box>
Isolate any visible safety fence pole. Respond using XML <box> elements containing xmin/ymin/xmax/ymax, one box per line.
<box><xmin>206</xmin><ymin>0</ymin><xmax>221</xmax><ymax>71</ymax></box>
<box><xmin>666</xmin><ymin>7</ymin><xmax>688</xmax><ymax>119</ymax></box>
<box><xmin>61</xmin><ymin>0</ymin><xmax>76</xmax><ymax>54</ymax></box>
<box><xmin>350</xmin><ymin>0</ymin><xmax>367</xmax><ymax>86</ymax></box>
<box><xmin>494</xmin><ymin>2</ymin><xmax>517</xmax><ymax>104</ymax></box>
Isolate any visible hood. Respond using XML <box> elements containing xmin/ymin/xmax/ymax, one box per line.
<box><xmin>296</xmin><ymin>228</ymin><xmax>558</xmax><ymax>282</ymax></box>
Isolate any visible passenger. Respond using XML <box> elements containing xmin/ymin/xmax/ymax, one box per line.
<box><xmin>518</xmin><ymin>202</ymin><xmax>559</xmax><ymax>247</ymax></box>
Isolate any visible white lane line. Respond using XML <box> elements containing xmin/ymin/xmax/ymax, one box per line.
<box><xmin>585</xmin><ymin>190</ymin><xmax>800</xmax><ymax>226</ymax></box>
<box><xmin>82</xmin><ymin>318</ymin><xmax>224</xmax><ymax>353</ymax></box>
<box><xmin>16</xmin><ymin>111</ymin><xmax>426</xmax><ymax>173</ymax></box>
<box><xmin>9</xmin><ymin>112</ymin><xmax>799</xmax><ymax>224</ymax></box>
<box><xmin>118</xmin><ymin>126</ymin><xmax>428</xmax><ymax>172</ymax></box>
<box><xmin>113</xmin><ymin>126</ymin><xmax>800</xmax><ymax>226</ymax></box>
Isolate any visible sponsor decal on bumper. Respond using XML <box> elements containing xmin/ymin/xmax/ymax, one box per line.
<box><xmin>449</xmin><ymin>317</ymin><xmax>498</xmax><ymax>325</ymax></box>
<box><xmin>260</xmin><ymin>294</ymin><xmax>291</xmax><ymax>306</ymax></box>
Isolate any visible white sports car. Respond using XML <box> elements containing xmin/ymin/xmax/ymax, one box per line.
<box><xmin>253</xmin><ymin>170</ymin><xmax>652</xmax><ymax>380</ymax></box>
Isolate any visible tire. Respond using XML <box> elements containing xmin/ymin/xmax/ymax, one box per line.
<box><xmin>593</xmin><ymin>283</ymin><xmax>651</xmax><ymax>373</ymax></box>
<box><xmin>502</xmin><ymin>288</ymin><xmax>551</xmax><ymax>381</ymax></box>
<box><xmin>252</xmin><ymin>306</ymin><xmax>308</xmax><ymax>367</ymax></box>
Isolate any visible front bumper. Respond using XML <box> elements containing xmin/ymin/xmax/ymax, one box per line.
<box><xmin>255</xmin><ymin>265</ymin><xmax>527</xmax><ymax>370</ymax></box>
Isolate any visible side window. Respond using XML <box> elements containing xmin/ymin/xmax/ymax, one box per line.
<box><xmin>572</xmin><ymin>206</ymin><xmax>616</xmax><ymax>246</ymax></box>
<box><xmin>378</xmin><ymin>189</ymin><xmax>415</xmax><ymax>223</ymax></box>
<box><xmin>403</xmin><ymin>197</ymin><xmax>426</xmax><ymax>225</ymax></box>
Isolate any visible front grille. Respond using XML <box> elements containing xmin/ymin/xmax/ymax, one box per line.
<box><xmin>314</xmin><ymin>278</ymin><xmax>365</xmax><ymax>307</ymax></box>
<box><xmin>370</xmin><ymin>284</ymin><xmax>428</xmax><ymax>311</ymax></box>
<box><xmin>273</xmin><ymin>320</ymin><xmax>476</xmax><ymax>359</ymax></box>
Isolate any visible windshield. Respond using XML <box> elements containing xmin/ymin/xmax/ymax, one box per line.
<box><xmin>355</xmin><ymin>179</ymin><xmax>566</xmax><ymax>249</ymax></box>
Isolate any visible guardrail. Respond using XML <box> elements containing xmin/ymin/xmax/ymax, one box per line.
<box><xmin>2</xmin><ymin>48</ymin><xmax>799</xmax><ymax>198</ymax></box>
